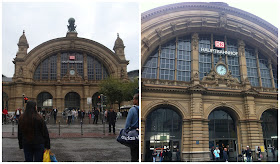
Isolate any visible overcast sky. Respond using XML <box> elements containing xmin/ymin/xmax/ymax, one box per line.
<box><xmin>2</xmin><ymin>2</ymin><xmax>140</xmax><ymax>77</ymax></box>
<box><xmin>2</xmin><ymin>0</ymin><xmax>279</xmax><ymax>77</ymax></box>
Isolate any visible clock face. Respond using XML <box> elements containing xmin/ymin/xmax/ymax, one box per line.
<box><xmin>216</xmin><ymin>65</ymin><xmax>227</xmax><ymax>76</ymax></box>
<box><xmin>70</xmin><ymin>70</ymin><xmax>75</xmax><ymax>75</ymax></box>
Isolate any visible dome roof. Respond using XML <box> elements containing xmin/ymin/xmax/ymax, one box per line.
<box><xmin>18</xmin><ymin>31</ymin><xmax>29</xmax><ymax>48</ymax></box>
<box><xmin>114</xmin><ymin>33</ymin><xmax>124</xmax><ymax>47</ymax></box>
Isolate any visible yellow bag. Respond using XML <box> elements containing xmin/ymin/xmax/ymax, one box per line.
<box><xmin>43</xmin><ymin>149</ymin><xmax>51</xmax><ymax>162</ymax></box>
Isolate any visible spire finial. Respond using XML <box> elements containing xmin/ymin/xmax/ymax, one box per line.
<box><xmin>23</xmin><ymin>30</ymin><xmax>25</xmax><ymax>34</ymax></box>
<box><xmin>117</xmin><ymin>33</ymin><xmax>119</xmax><ymax>37</ymax></box>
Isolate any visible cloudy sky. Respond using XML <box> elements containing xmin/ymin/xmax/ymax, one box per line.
<box><xmin>2</xmin><ymin>2</ymin><xmax>140</xmax><ymax>77</ymax></box>
<box><xmin>2</xmin><ymin>0</ymin><xmax>279</xmax><ymax>77</ymax></box>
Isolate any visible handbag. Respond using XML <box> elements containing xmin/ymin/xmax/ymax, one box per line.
<box><xmin>43</xmin><ymin>149</ymin><xmax>51</xmax><ymax>162</ymax></box>
<box><xmin>116</xmin><ymin>106</ymin><xmax>139</xmax><ymax>147</ymax></box>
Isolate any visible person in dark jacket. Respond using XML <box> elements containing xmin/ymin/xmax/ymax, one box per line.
<box><xmin>245</xmin><ymin>146</ymin><xmax>252</xmax><ymax>162</ymax></box>
<box><xmin>93</xmin><ymin>108</ymin><xmax>99</xmax><ymax>124</ymax></box>
<box><xmin>223</xmin><ymin>147</ymin><xmax>228</xmax><ymax>161</ymax></box>
<box><xmin>107</xmin><ymin>108</ymin><xmax>117</xmax><ymax>134</ymax></box>
<box><xmin>18</xmin><ymin>101</ymin><xmax>50</xmax><ymax>162</ymax></box>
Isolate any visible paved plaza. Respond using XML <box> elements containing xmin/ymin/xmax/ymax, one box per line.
<box><xmin>2</xmin><ymin>116</ymin><xmax>133</xmax><ymax>162</ymax></box>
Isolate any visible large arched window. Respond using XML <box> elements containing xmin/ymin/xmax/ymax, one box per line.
<box><xmin>227</xmin><ymin>39</ymin><xmax>240</xmax><ymax>81</ymax></box>
<box><xmin>245</xmin><ymin>47</ymin><xmax>259</xmax><ymax>87</ymax></box>
<box><xmin>145</xmin><ymin>107</ymin><xmax>182</xmax><ymax>161</ymax></box>
<box><xmin>261</xmin><ymin>109</ymin><xmax>278</xmax><ymax>140</ymax></box>
<box><xmin>259</xmin><ymin>54</ymin><xmax>272</xmax><ymax>88</ymax></box>
<box><xmin>65</xmin><ymin>92</ymin><xmax>80</xmax><ymax>109</ymax></box>
<box><xmin>34</xmin><ymin>55</ymin><xmax>57</xmax><ymax>80</ymax></box>
<box><xmin>87</xmin><ymin>55</ymin><xmax>109</xmax><ymax>80</ymax></box>
<box><xmin>37</xmin><ymin>92</ymin><xmax>53</xmax><ymax>108</ymax></box>
<box><xmin>199</xmin><ymin>34</ymin><xmax>211</xmax><ymax>80</ymax></box>
<box><xmin>61</xmin><ymin>52</ymin><xmax>84</xmax><ymax>77</ymax></box>
<box><xmin>142</xmin><ymin>36</ymin><xmax>191</xmax><ymax>81</ymax></box>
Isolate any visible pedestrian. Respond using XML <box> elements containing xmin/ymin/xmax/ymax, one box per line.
<box><xmin>105</xmin><ymin>109</ymin><xmax>108</xmax><ymax>122</ymax></box>
<box><xmin>67</xmin><ymin>109</ymin><xmax>72</xmax><ymax>125</ymax></box>
<box><xmin>245</xmin><ymin>146</ymin><xmax>252</xmax><ymax>162</ymax></box>
<box><xmin>41</xmin><ymin>108</ymin><xmax>46</xmax><ymax>121</ymax></box>
<box><xmin>108</xmin><ymin>108</ymin><xmax>117</xmax><ymax>134</ymax></box>
<box><xmin>223</xmin><ymin>147</ymin><xmax>228</xmax><ymax>162</ymax></box>
<box><xmin>2</xmin><ymin>108</ymin><xmax>8</xmax><ymax>124</ymax></box>
<box><xmin>52</xmin><ymin>107</ymin><xmax>57</xmax><ymax>124</ymax></box>
<box><xmin>272</xmin><ymin>146</ymin><xmax>275</xmax><ymax>159</ymax></box>
<box><xmin>15</xmin><ymin>108</ymin><xmax>22</xmax><ymax>124</ymax></box>
<box><xmin>152</xmin><ymin>149</ymin><xmax>157</xmax><ymax>162</ymax></box>
<box><xmin>159</xmin><ymin>149</ymin><xmax>164</xmax><ymax>162</ymax></box>
<box><xmin>124</xmin><ymin>93</ymin><xmax>139</xmax><ymax>162</ymax></box>
<box><xmin>72</xmin><ymin>109</ymin><xmax>75</xmax><ymax>123</ymax></box>
<box><xmin>257</xmin><ymin>146</ymin><xmax>261</xmax><ymax>161</ymax></box>
<box><xmin>167</xmin><ymin>148</ymin><xmax>172</xmax><ymax>161</ymax></box>
<box><xmin>18</xmin><ymin>101</ymin><xmax>50</xmax><ymax>162</ymax></box>
<box><xmin>93</xmin><ymin>107</ymin><xmax>99</xmax><ymax>124</ymax></box>
<box><xmin>176</xmin><ymin>148</ymin><xmax>181</xmax><ymax>161</ymax></box>
<box><xmin>211</xmin><ymin>146</ymin><xmax>215</xmax><ymax>160</ymax></box>
<box><xmin>213</xmin><ymin>146</ymin><xmax>220</xmax><ymax>161</ymax></box>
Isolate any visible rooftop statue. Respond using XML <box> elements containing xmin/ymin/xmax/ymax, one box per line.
<box><xmin>67</xmin><ymin>18</ymin><xmax>77</xmax><ymax>32</ymax></box>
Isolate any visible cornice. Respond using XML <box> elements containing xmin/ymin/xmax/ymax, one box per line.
<box><xmin>142</xmin><ymin>2</ymin><xmax>277</xmax><ymax>36</ymax></box>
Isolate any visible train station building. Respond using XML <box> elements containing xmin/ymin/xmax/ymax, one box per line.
<box><xmin>141</xmin><ymin>2</ymin><xmax>278</xmax><ymax>161</ymax></box>
<box><xmin>2</xmin><ymin>18</ymin><xmax>129</xmax><ymax>113</ymax></box>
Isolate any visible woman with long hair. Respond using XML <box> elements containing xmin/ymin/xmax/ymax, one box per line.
<box><xmin>18</xmin><ymin>101</ymin><xmax>50</xmax><ymax>162</ymax></box>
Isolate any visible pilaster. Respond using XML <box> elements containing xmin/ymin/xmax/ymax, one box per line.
<box><xmin>238</xmin><ymin>40</ymin><xmax>247</xmax><ymax>83</ymax></box>
<box><xmin>191</xmin><ymin>33</ymin><xmax>199</xmax><ymax>84</ymax></box>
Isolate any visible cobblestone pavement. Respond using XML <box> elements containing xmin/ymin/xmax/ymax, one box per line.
<box><xmin>2</xmin><ymin>116</ymin><xmax>134</xmax><ymax>162</ymax></box>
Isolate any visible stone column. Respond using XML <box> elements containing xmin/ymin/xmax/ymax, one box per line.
<box><xmin>55</xmin><ymin>85</ymin><xmax>63</xmax><ymax>113</ymax></box>
<box><xmin>238</xmin><ymin>40</ymin><xmax>247</xmax><ymax>84</ymax></box>
<box><xmin>191</xmin><ymin>33</ymin><xmax>199</xmax><ymax>84</ymax></box>
<box><xmin>268</xmin><ymin>59</ymin><xmax>275</xmax><ymax>88</ymax></box>
<box><xmin>174</xmin><ymin>37</ymin><xmax>178</xmax><ymax>81</ymax></box>
<box><xmin>83</xmin><ymin>53</ymin><xmax>88</xmax><ymax>82</ymax></box>
<box><xmin>83</xmin><ymin>85</ymin><xmax>90</xmax><ymax>110</ymax></box>
<box><xmin>157</xmin><ymin>46</ymin><xmax>161</xmax><ymax>80</ymax></box>
<box><xmin>188</xmin><ymin>92</ymin><xmax>210</xmax><ymax>161</ymax></box>
<box><xmin>182</xmin><ymin>119</ymin><xmax>191</xmax><ymax>161</ymax></box>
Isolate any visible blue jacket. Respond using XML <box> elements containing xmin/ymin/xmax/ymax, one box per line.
<box><xmin>125</xmin><ymin>106</ymin><xmax>139</xmax><ymax>129</ymax></box>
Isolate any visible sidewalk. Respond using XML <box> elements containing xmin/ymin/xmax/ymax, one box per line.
<box><xmin>2</xmin><ymin>117</ymin><xmax>133</xmax><ymax>162</ymax></box>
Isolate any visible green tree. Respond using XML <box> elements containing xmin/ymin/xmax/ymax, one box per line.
<box><xmin>99</xmin><ymin>77</ymin><xmax>138</xmax><ymax>112</ymax></box>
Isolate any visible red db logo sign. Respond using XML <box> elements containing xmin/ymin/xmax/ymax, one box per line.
<box><xmin>215</xmin><ymin>41</ymin><xmax>224</xmax><ymax>48</ymax></box>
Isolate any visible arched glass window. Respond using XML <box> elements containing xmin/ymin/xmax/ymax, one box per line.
<box><xmin>159</xmin><ymin>40</ymin><xmax>176</xmax><ymax>80</ymax></box>
<box><xmin>177</xmin><ymin>36</ymin><xmax>191</xmax><ymax>81</ymax></box>
<box><xmin>34</xmin><ymin>55</ymin><xmax>57</xmax><ymax>80</ymax></box>
<box><xmin>87</xmin><ymin>55</ymin><xmax>109</xmax><ymax>80</ymax></box>
<box><xmin>227</xmin><ymin>39</ymin><xmax>240</xmax><ymax>81</ymax></box>
<box><xmin>261</xmin><ymin>109</ymin><xmax>278</xmax><ymax>139</ymax></box>
<box><xmin>61</xmin><ymin>52</ymin><xmax>84</xmax><ymax>77</ymax></box>
<box><xmin>65</xmin><ymin>92</ymin><xmax>80</xmax><ymax>109</ymax></box>
<box><xmin>145</xmin><ymin>107</ymin><xmax>182</xmax><ymax>161</ymax></box>
<box><xmin>245</xmin><ymin>47</ymin><xmax>260</xmax><ymax>87</ymax></box>
<box><xmin>208</xmin><ymin>109</ymin><xmax>236</xmax><ymax>139</ymax></box>
<box><xmin>142</xmin><ymin>50</ymin><xmax>158</xmax><ymax>79</ymax></box>
<box><xmin>259</xmin><ymin>54</ymin><xmax>272</xmax><ymax>88</ymax></box>
<box><xmin>199</xmin><ymin>34</ymin><xmax>211</xmax><ymax>80</ymax></box>
<box><xmin>142</xmin><ymin>36</ymin><xmax>191</xmax><ymax>82</ymax></box>
<box><xmin>37</xmin><ymin>92</ymin><xmax>53</xmax><ymax>108</ymax></box>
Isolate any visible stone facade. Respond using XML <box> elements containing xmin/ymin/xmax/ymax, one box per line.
<box><xmin>3</xmin><ymin>29</ymin><xmax>128</xmax><ymax>113</ymax></box>
<box><xmin>141</xmin><ymin>2</ymin><xmax>278</xmax><ymax>161</ymax></box>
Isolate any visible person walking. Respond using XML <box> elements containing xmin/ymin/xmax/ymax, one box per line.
<box><xmin>176</xmin><ymin>148</ymin><xmax>181</xmax><ymax>161</ymax></box>
<box><xmin>52</xmin><ymin>107</ymin><xmax>58</xmax><ymax>124</ymax></box>
<box><xmin>245</xmin><ymin>146</ymin><xmax>252</xmax><ymax>162</ymax></box>
<box><xmin>152</xmin><ymin>149</ymin><xmax>157</xmax><ymax>162</ymax></box>
<box><xmin>15</xmin><ymin>108</ymin><xmax>22</xmax><ymax>124</ymax></box>
<box><xmin>213</xmin><ymin>146</ymin><xmax>220</xmax><ymax>161</ymax></box>
<box><xmin>223</xmin><ymin>147</ymin><xmax>228</xmax><ymax>162</ymax></box>
<box><xmin>159</xmin><ymin>149</ymin><xmax>164</xmax><ymax>162</ymax></box>
<box><xmin>18</xmin><ymin>101</ymin><xmax>50</xmax><ymax>162</ymax></box>
<box><xmin>124</xmin><ymin>93</ymin><xmax>139</xmax><ymax>162</ymax></box>
<box><xmin>93</xmin><ymin>107</ymin><xmax>99</xmax><ymax>124</ymax></box>
<box><xmin>2</xmin><ymin>108</ymin><xmax>8</xmax><ymax>124</ymax></box>
<box><xmin>67</xmin><ymin>109</ymin><xmax>72</xmax><ymax>125</ymax></box>
<box><xmin>257</xmin><ymin>146</ymin><xmax>261</xmax><ymax>161</ymax></box>
<box><xmin>108</xmin><ymin>108</ymin><xmax>117</xmax><ymax>134</ymax></box>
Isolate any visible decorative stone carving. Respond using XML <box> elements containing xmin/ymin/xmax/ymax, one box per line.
<box><xmin>219</xmin><ymin>11</ymin><xmax>227</xmax><ymax>28</ymax></box>
<box><xmin>201</xmin><ymin>18</ymin><xmax>207</xmax><ymax>26</ymax></box>
<box><xmin>186</xmin><ymin>18</ymin><xmax>192</xmax><ymax>28</ymax></box>
<box><xmin>142</xmin><ymin>37</ymin><xmax>150</xmax><ymax>49</ymax></box>
<box><xmin>155</xmin><ymin>28</ymin><xmax>162</xmax><ymax>39</ymax></box>
<box><xmin>191</xmin><ymin>33</ymin><xmax>199</xmax><ymax>50</ymax></box>
<box><xmin>121</xmin><ymin>68</ymin><xmax>125</xmax><ymax>78</ymax></box>
<box><xmin>170</xmin><ymin>22</ymin><xmax>177</xmax><ymax>34</ymax></box>
<box><xmin>18</xmin><ymin>66</ymin><xmax>23</xmax><ymax>77</ymax></box>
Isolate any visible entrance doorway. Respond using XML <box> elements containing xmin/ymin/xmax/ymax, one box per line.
<box><xmin>208</xmin><ymin>108</ymin><xmax>238</xmax><ymax>161</ymax></box>
<box><xmin>65</xmin><ymin>92</ymin><xmax>80</xmax><ymax>109</ymax></box>
<box><xmin>144</xmin><ymin>107</ymin><xmax>182</xmax><ymax>162</ymax></box>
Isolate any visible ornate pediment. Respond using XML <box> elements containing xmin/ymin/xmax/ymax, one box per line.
<box><xmin>243</xmin><ymin>88</ymin><xmax>259</xmax><ymax>96</ymax></box>
<box><xmin>188</xmin><ymin>84</ymin><xmax>207</xmax><ymax>93</ymax></box>
<box><xmin>61</xmin><ymin>68</ymin><xmax>83</xmax><ymax>82</ymax></box>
